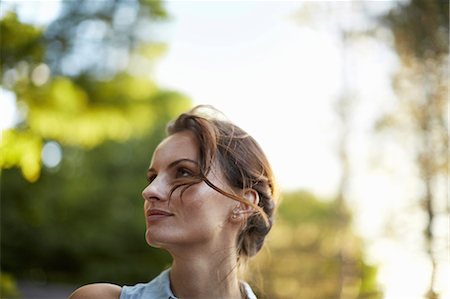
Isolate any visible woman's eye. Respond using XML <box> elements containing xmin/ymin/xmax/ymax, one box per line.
<box><xmin>176</xmin><ymin>168</ymin><xmax>192</xmax><ymax>178</ymax></box>
<box><xmin>147</xmin><ymin>174</ymin><xmax>156</xmax><ymax>183</ymax></box>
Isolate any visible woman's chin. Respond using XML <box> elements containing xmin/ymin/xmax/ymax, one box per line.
<box><xmin>145</xmin><ymin>231</ymin><xmax>167</xmax><ymax>248</ymax></box>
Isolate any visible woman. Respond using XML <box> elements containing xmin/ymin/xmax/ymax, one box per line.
<box><xmin>69</xmin><ymin>105</ymin><xmax>278</xmax><ymax>299</ymax></box>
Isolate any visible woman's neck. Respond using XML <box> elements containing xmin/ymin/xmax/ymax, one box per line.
<box><xmin>169</xmin><ymin>248</ymin><xmax>243</xmax><ymax>299</ymax></box>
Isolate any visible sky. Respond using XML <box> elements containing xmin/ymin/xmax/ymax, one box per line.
<box><xmin>1</xmin><ymin>1</ymin><xmax>448</xmax><ymax>298</ymax></box>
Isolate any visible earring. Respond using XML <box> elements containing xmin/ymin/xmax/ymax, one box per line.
<box><xmin>231</xmin><ymin>206</ymin><xmax>240</xmax><ymax>220</ymax></box>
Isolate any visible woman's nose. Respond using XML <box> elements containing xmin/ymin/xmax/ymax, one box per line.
<box><xmin>142</xmin><ymin>176</ymin><xmax>168</xmax><ymax>202</ymax></box>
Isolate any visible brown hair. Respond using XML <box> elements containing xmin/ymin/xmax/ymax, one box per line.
<box><xmin>166</xmin><ymin>105</ymin><xmax>278</xmax><ymax>261</ymax></box>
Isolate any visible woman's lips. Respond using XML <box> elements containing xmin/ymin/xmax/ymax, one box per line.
<box><xmin>146</xmin><ymin>209</ymin><xmax>174</xmax><ymax>222</ymax></box>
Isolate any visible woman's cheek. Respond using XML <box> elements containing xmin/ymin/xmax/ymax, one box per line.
<box><xmin>182</xmin><ymin>186</ymin><xmax>207</xmax><ymax>211</ymax></box>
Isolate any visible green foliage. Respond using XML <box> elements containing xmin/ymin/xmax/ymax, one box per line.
<box><xmin>278</xmin><ymin>191</ymin><xmax>347</xmax><ymax>226</ymax></box>
<box><xmin>0</xmin><ymin>272</ymin><xmax>21</xmax><ymax>298</ymax></box>
<box><xmin>41</xmin><ymin>0</ymin><xmax>168</xmax><ymax>76</ymax></box>
<box><xmin>0</xmin><ymin>0</ymin><xmax>190</xmax><ymax>286</ymax></box>
<box><xmin>0</xmin><ymin>130</ymin><xmax>42</xmax><ymax>181</ymax></box>
<box><xmin>0</xmin><ymin>0</ymin><xmax>180</xmax><ymax>182</ymax></box>
<box><xmin>0</xmin><ymin>12</ymin><xmax>44</xmax><ymax>71</ymax></box>
<box><xmin>139</xmin><ymin>0</ymin><xmax>168</xmax><ymax>19</ymax></box>
<box><xmin>247</xmin><ymin>192</ymin><xmax>381</xmax><ymax>299</ymax></box>
<box><xmin>1</xmin><ymin>95</ymin><xmax>189</xmax><ymax>283</ymax></box>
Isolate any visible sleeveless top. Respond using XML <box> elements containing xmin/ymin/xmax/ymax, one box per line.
<box><xmin>119</xmin><ymin>268</ymin><xmax>257</xmax><ymax>299</ymax></box>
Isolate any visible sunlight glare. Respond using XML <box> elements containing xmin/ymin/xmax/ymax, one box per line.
<box><xmin>0</xmin><ymin>88</ymin><xmax>18</xmax><ymax>130</ymax></box>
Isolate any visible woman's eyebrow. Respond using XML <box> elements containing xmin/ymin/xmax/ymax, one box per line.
<box><xmin>147</xmin><ymin>158</ymin><xmax>198</xmax><ymax>174</ymax></box>
<box><xmin>168</xmin><ymin>158</ymin><xmax>198</xmax><ymax>169</ymax></box>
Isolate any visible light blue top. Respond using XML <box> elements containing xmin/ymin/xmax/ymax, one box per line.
<box><xmin>120</xmin><ymin>268</ymin><xmax>257</xmax><ymax>299</ymax></box>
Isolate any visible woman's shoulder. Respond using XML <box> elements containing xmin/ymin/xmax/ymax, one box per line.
<box><xmin>68</xmin><ymin>283</ymin><xmax>122</xmax><ymax>299</ymax></box>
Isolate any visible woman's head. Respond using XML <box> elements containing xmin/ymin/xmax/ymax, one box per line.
<box><xmin>167</xmin><ymin>106</ymin><xmax>276</xmax><ymax>259</ymax></box>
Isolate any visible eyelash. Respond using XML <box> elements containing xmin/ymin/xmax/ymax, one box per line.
<box><xmin>147</xmin><ymin>174</ymin><xmax>156</xmax><ymax>183</ymax></box>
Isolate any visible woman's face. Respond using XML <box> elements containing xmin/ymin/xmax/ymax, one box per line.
<box><xmin>142</xmin><ymin>131</ymin><xmax>237</xmax><ymax>252</ymax></box>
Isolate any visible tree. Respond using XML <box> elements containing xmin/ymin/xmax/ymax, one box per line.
<box><xmin>0</xmin><ymin>1</ymin><xmax>191</xmax><ymax>295</ymax></box>
<box><xmin>378</xmin><ymin>1</ymin><xmax>449</xmax><ymax>298</ymax></box>
<box><xmin>0</xmin><ymin>0</ymin><xmax>173</xmax><ymax>182</ymax></box>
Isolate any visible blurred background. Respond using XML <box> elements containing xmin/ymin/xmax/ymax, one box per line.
<box><xmin>0</xmin><ymin>1</ymin><xmax>448</xmax><ymax>299</ymax></box>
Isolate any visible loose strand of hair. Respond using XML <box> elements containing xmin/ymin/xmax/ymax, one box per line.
<box><xmin>201</xmin><ymin>175</ymin><xmax>270</xmax><ymax>227</ymax></box>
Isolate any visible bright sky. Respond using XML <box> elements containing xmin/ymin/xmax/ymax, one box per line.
<box><xmin>1</xmin><ymin>1</ymin><xmax>448</xmax><ymax>298</ymax></box>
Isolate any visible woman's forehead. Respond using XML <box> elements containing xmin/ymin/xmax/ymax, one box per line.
<box><xmin>152</xmin><ymin>131</ymin><xmax>198</xmax><ymax>163</ymax></box>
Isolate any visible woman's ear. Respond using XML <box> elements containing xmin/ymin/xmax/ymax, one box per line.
<box><xmin>238</xmin><ymin>189</ymin><xmax>260</xmax><ymax>215</ymax></box>
<box><xmin>242</xmin><ymin>188</ymin><xmax>259</xmax><ymax>210</ymax></box>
